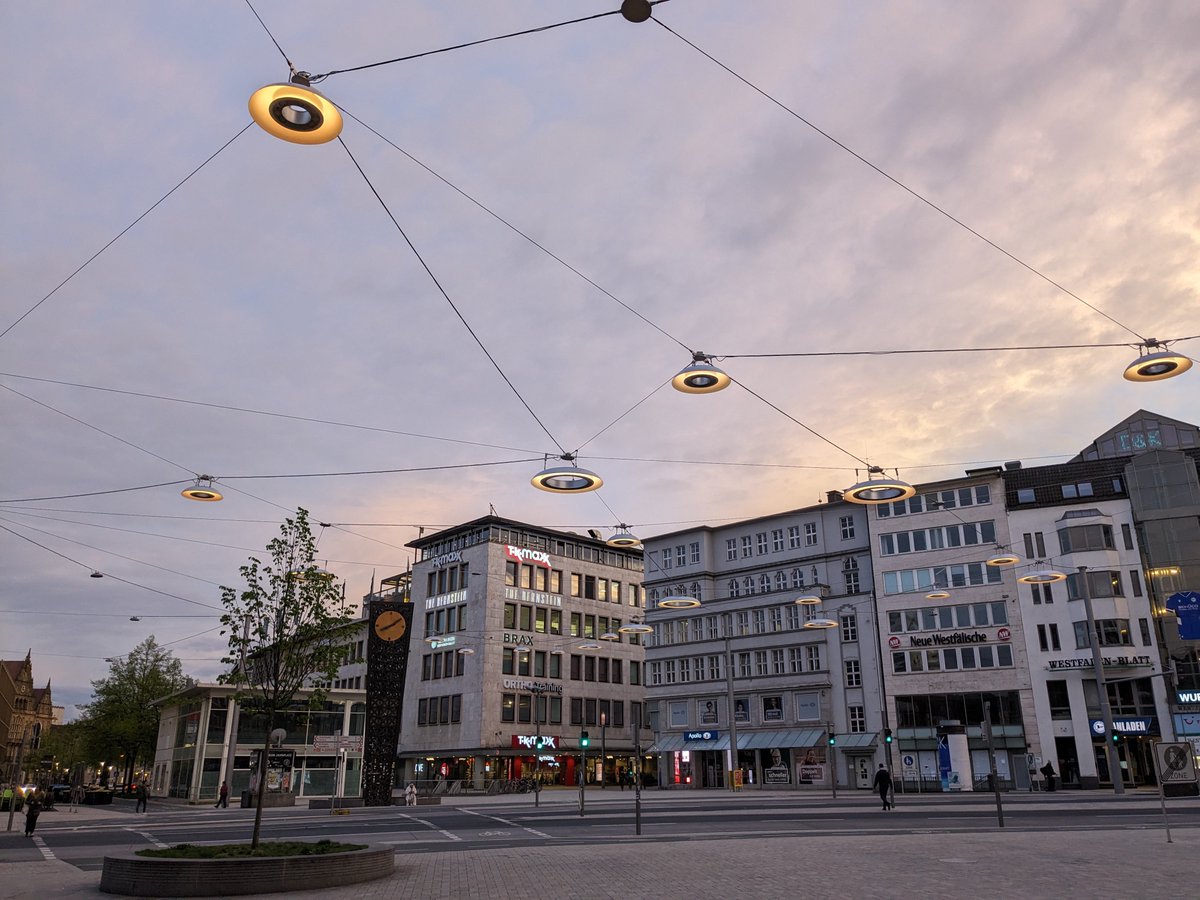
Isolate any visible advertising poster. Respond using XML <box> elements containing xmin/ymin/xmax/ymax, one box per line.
<box><xmin>764</xmin><ymin>747</ymin><xmax>791</xmax><ymax>783</ymax></box>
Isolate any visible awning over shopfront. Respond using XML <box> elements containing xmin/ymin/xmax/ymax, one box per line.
<box><xmin>832</xmin><ymin>732</ymin><xmax>878</xmax><ymax>750</ymax></box>
<box><xmin>648</xmin><ymin>728</ymin><xmax>826</xmax><ymax>753</ymax></box>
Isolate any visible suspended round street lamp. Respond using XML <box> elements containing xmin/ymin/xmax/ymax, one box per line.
<box><xmin>531</xmin><ymin>454</ymin><xmax>604</xmax><ymax>493</ymax></box>
<box><xmin>181</xmin><ymin>475</ymin><xmax>223</xmax><ymax>502</ymax></box>
<box><xmin>843</xmin><ymin>466</ymin><xmax>916</xmax><ymax>505</ymax></box>
<box><xmin>925</xmin><ymin>589</ymin><xmax>951</xmax><ymax>600</ymax></box>
<box><xmin>621</xmin><ymin>0</ymin><xmax>653</xmax><ymax>22</ymax></box>
<box><xmin>607</xmin><ymin>525</ymin><xmax>641</xmax><ymax>548</ymax></box>
<box><xmin>618</xmin><ymin>621</ymin><xmax>654</xmax><ymax>635</ymax></box>
<box><xmin>248</xmin><ymin>73</ymin><xmax>343</xmax><ymax>145</ymax></box>
<box><xmin>986</xmin><ymin>551</ymin><xmax>1021</xmax><ymax>567</ymax></box>
<box><xmin>793</xmin><ymin>595</ymin><xmax>822</xmax><ymax>606</ymax></box>
<box><xmin>1017</xmin><ymin>567</ymin><xmax>1067</xmax><ymax>584</ymax></box>
<box><xmin>803</xmin><ymin>618</ymin><xmax>838</xmax><ymax>629</ymax></box>
<box><xmin>672</xmin><ymin>352</ymin><xmax>731</xmax><ymax>394</ymax></box>
<box><xmin>1123</xmin><ymin>340</ymin><xmax>1192</xmax><ymax>382</ymax></box>
<box><xmin>658</xmin><ymin>596</ymin><xmax>701</xmax><ymax>609</ymax></box>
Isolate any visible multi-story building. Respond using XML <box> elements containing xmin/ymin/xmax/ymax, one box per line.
<box><xmin>400</xmin><ymin>515</ymin><xmax>647</xmax><ymax>788</ymax></box>
<box><xmin>868</xmin><ymin>470</ymin><xmax>1038</xmax><ymax>790</ymax></box>
<box><xmin>642</xmin><ymin>495</ymin><xmax>884</xmax><ymax>791</ymax></box>
<box><xmin>1</xmin><ymin>651</ymin><xmax>55</xmax><ymax>783</ymax></box>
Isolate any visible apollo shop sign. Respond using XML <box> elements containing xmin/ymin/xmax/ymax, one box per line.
<box><xmin>506</xmin><ymin>545</ymin><xmax>552</xmax><ymax>567</ymax></box>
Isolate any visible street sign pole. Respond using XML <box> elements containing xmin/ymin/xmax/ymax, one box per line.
<box><xmin>1156</xmin><ymin>753</ymin><xmax>1173</xmax><ymax>845</ymax></box>
<box><xmin>983</xmin><ymin>702</ymin><xmax>1005</xmax><ymax>828</ymax></box>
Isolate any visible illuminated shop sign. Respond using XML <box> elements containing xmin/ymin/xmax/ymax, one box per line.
<box><xmin>907</xmin><ymin>631</ymin><xmax>987</xmax><ymax>647</ymax></box>
<box><xmin>506</xmin><ymin>545</ymin><xmax>551</xmax><ymax>568</ymax></box>
<box><xmin>512</xmin><ymin>735</ymin><xmax>559</xmax><ymax>750</ymax></box>
<box><xmin>1046</xmin><ymin>655</ymin><xmax>1153</xmax><ymax>670</ymax></box>
<box><xmin>1178</xmin><ymin>690</ymin><xmax>1200</xmax><ymax>705</ymax></box>
<box><xmin>503</xmin><ymin>587</ymin><xmax>562</xmax><ymax>607</ymax></box>
<box><xmin>425</xmin><ymin>590</ymin><xmax>467</xmax><ymax>610</ymax></box>
<box><xmin>1089</xmin><ymin>717</ymin><xmax>1156</xmax><ymax>736</ymax></box>
<box><xmin>502</xmin><ymin>679</ymin><xmax>563</xmax><ymax>694</ymax></box>
<box><xmin>503</xmin><ymin>632</ymin><xmax>534</xmax><ymax>646</ymax></box>
<box><xmin>425</xmin><ymin>551</ymin><xmax>463</xmax><ymax>568</ymax></box>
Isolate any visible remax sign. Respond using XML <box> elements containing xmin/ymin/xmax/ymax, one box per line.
<box><xmin>506</xmin><ymin>545</ymin><xmax>551</xmax><ymax>568</ymax></box>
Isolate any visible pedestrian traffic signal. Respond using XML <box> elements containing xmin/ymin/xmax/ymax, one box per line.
<box><xmin>580</xmin><ymin>731</ymin><xmax>590</xmax><ymax>747</ymax></box>
<box><xmin>1111</xmin><ymin>732</ymin><xmax>1121</xmax><ymax>744</ymax></box>
<box><xmin>828</xmin><ymin>734</ymin><xmax>836</xmax><ymax>747</ymax></box>
<box><xmin>884</xmin><ymin>728</ymin><xmax>893</xmax><ymax>744</ymax></box>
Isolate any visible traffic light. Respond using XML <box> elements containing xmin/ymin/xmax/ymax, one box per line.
<box><xmin>827</xmin><ymin>734</ymin><xmax>836</xmax><ymax>747</ymax></box>
<box><xmin>535</xmin><ymin>736</ymin><xmax>546</xmax><ymax>750</ymax></box>
<box><xmin>1111</xmin><ymin>731</ymin><xmax>1122</xmax><ymax>744</ymax></box>
<box><xmin>580</xmin><ymin>730</ymin><xmax>590</xmax><ymax>748</ymax></box>
<box><xmin>884</xmin><ymin>728</ymin><xmax>893</xmax><ymax>744</ymax></box>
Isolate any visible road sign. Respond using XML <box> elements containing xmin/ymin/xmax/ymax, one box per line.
<box><xmin>312</xmin><ymin>735</ymin><xmax>363</xmax><ymax>752</ymax></box>
<box><xmin>1154</xmin><ymin>742</ymin><xmax>1198</xmax><ymax>785</ymax></box>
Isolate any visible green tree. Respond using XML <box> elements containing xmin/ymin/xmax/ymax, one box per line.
<box><xmin>219</xmin><ymin>508</ymin><xmax>353</xmax><ymax>847</ymax></box>
<box><xmin>78</xmin><ymin>636</ymin><xmax>187</xmax><ymax>788</ymax></box>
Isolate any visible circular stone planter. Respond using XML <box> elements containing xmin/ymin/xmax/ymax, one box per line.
<box><xmin>100</xmin><ymin>844</ymin><xmax>394</xmax><ymax>896</ymax></box>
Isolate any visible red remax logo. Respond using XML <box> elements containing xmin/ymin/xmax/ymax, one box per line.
<box><xmin>888</xmin><ymin>636</ymin><xmax>901</xmax><ymax>649</ymax></box>
<box><xmin>997</xmin><ymin>627</ymin><xmax>1011</xmax><ymax>641</ymax></box>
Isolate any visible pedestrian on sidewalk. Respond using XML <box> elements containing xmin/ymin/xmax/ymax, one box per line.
<box><xmin>23</xmin><ymin>789</ymin><xmax>43</xmax><ymax>836</ymax></box>
<box><xmin>873</xmin><ymin>764</ymin><xmax>893</xmax><ymax>811</ymax></box>
<box><xmin>1041</xmin><ymin>762</ymin><xmax>1057</xmax><ymax>792</ymax></box>
<box><xmin>214</xmin><ymin>781</ymin><xmax>229</xmax><ymax>808</ymax></box>
<box><xmin>405</xmin><ymin>782</ymin><xmax>417</xmax><ymax>807</ymax></box>
<box><xmin>135</xmin><ymin>781</ymin><xmax>148</xmax><ymax>813</ymax></box>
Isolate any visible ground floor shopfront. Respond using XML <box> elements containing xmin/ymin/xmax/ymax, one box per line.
<box><xmin>651</xmin><ymin>728</ymin><xmax>882</xmax><ymax>790</ymax></box>
<box><xmin>399</xmin><ymin>744</ymin><xmax>656</xmax><ymax>790</ymax></box>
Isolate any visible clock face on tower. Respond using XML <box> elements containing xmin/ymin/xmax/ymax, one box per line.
<box><xmin>374</xmin><ymin>610</ymin><xmax>408</xmax><ymax>642</ymax></box>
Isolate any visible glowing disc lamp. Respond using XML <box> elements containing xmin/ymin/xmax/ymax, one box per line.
<box><xmin>803</xmin><ymin>618</ymin><xmax>838</xmax><ymax>629</ymax></box>
<box><xmin>659</xmin><ymin>596</ymin><xmax>701</xmax><ymax>609</ymax></box>
<box><xmin>531</xmin><ymin>455</ymin><xmax>603</xmax><ymax>493</ymax></box>
<box><xmin>607</xmin><ymin>526</ymin><xmax>641</xmax><ymax>548</ymax></box>
<box><xmin>1017</xmin><ymin>567</ymin><xmax>1067</xmax><ymax>584</ymax></box>
<box><xmin>843</xmin><ymin>466</ymin><xmax>916</xmax><ymax>505</ymax></box>
<box><xmin>618</xmin><ymin>621</ymin><xmax>654</xmax><ymax>635</ymax></box>
<box><xmin>182</xmin><ymin>476</ymin><xmax>223</xmax><ymax>502</ymax></box>
<box><xmin>1123</xmin><ymin>340</ymin><xmax>1192</xmax><ymax>382</ymax></box>
<box><xmin>249</xmin><ymin>73</ymin><xmax>343</xmax><ymax>145</ymax></box>
<box><xmin>793</xmin><ymin>595</ymin><xmax>823</xmax><ymax>606</ymax></box>
<box><xmin>986</xmin><ymin>552</ymin><xmax>1021</xmax><ymax>567</ymax></box>
<box><xmin>926</xmin><ymin>589</ymin><xmax>951</xmax><ymax>600</ymax></box>
<box><xmin>672</xmin><ymin>351</ymin><xmax>731</xmax><ymax>394</ymax></box>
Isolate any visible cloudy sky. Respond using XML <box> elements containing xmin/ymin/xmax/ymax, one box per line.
<box><xmin>2</xmin><ymin>1</ymin><xmax>1198</xmax><ymax>718</ymax></box>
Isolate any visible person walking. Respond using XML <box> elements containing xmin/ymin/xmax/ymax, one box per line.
<box><xmin>23</xmin><ymin>789</ymin><xmax>44</xmax><ymax>836</ymax></box>
<box><xmin>404</xmin><ymin>782</ymin><xmax>417</xmax><ymax>807</ymax></box>
<box><xmin>872</xmin><ymin>764</ymin><xmax>894</xmax><ymax>811</ymax></box>
<box><xmin>214</xmin><ymin>781</ymin><xmax>229</xmax><ymax>808</ymax></box>
<box><xmin>1041</xmin><ymin>761</ymin><xmax>1057</xmax><ymax>793</ymax></box>
<box><xmin>135</xmin><ymin>781</ymin><xmax>148</xmax><ymax>813</ymax></box>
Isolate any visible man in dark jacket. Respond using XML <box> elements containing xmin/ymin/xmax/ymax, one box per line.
<box><xmin>872</xmin><ymin>764</ymin><xmax>893</xmax><ymax>810</ymax></box>
<box><xmin>24</xmin><ymin>789</ymin><xmax>43</xmax><ymax>836</ymax></box>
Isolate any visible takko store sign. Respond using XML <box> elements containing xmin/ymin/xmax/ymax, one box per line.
<box><xmin>506</xmin><ymin>545</ymin><xmax>551</xmax><ymax>568</ymax></box>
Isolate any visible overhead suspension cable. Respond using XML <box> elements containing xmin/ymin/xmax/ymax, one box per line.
<box><xmin>573</xmin><ymin>379</ymin><xmax>672</xmax><ymax>454</ymax></box>
<box><xmin>336</xmin><ymin>134</ymin><xmax>568</xmax><ymax>455</ymax></box>
<box><xmin>652</xmin><ymin>18</ymin><xmax>1148</xmax><ymax>343</ymax></box>
<box><xmin>342</xmin><ymin>107</ymin><xmax>691</xmax><ymax>353</ymax></box>
<box><xmin>309</xmin><ymin>3</ymin><xmax>672</xmax><ymax>81</ymax></box>
<box><xmin>730</xmin><ymin>376</ymin><xmax>870</xmax><ymax>468</ymax></box>
<box><xmin>244</xmin><ymin>0</ymin><xmax>295</xmax><ymax>74</ymax></box>
<box><xmin>0</xmin><ymin>371</ymin><xmax>544</xmax><ymax>455</ymax></box>
<box><xmin>718</xmin><ymin>336</ymin><xmax>1200</xmax><ymax>359</ymax></box>
<box><xmin>0</xmin><ymin>123</ymin><xmax>253</xmax><ymax>342</ymax></box>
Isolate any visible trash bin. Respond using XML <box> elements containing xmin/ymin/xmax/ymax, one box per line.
<box><xmin>240</xmin><ymin>790</ymin><xmax>254</xmax><ymax>809</ymax></box>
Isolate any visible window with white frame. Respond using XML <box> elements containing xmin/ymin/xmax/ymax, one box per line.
<box><xmin>845</xmin><ymin>570</ymin><xmax>861</xmax><ymax>594</ymax></box>
<box><xmin>806</xmin><ymin>645</ymin><xmax>822</xmax><ymax>671</ymax></box>
<box><xmin>844</xmin><ymin>659</ymin><xmax>862</xmax><ymax>687</ymax></box>
<box><xmin>755</xmin><ymin>651</ymin><xmax>768</xmax><ymax>676</ymax></box>
<box><xmin>649</xmin><ymin>662</ymin><xmax>662</xmax><ymax>685</ymax></box>
<box><xmin>841</xmin><ymin>613</ymin><xmax>858</xmax><ymax>642</ymax></box>
<box><xmin>840</xmin><ymin>516</ymin><xmax>856</xmax><ymax>540</ymax></box>
<box><xmin>772</xmin><ymin>529</ymin><xmax>784</xmax><ymax>552</ymax></box>
<box><xmin>775</xmin><ymin>571</ymin><xmax>788</xmax><ymax>592</ymax></box>
<box><xmin>792</xmin><ymin>568</ymin><xmax>805</xmax><ymax>589</ymax></box>
<box><xmin>736</xmin><ymin>611</ymin><xmax>750</xmax><ymax>635</ymax></box>
<box><xmin>756</xmin><ymin>533</ymin><xmax>768</xmax><ymax>555</ymax></box>
<box><xmin>676</xmin><ymin>545</ymin><xmax>687</xmax><ymax>568</ymax></box>
<box><xmin>883</xmin><ymin>562</ymin><xmax>1002</xmax><ymax>594</ymax></box>
<box><xmin>693</xmin><ymin>656</ymin><xmax>705</xmax><ymax>681</ymax></box>
<box><xmin>664</xmin><ymin>660</ymin><xmax>676</xmax><ymax>684</ymax></box>
<box><xmin>706</xmin><ymin>616</ymin><xmax>720</xmax><ymax>640</ymax></box>
<box><xmin>708</xmin><ymin>655</ymin><xmax>723</xmax><ymax>680</ymax></box>
<box><xmin>679</xmin><ymin>657</ymin><xmax>691</xmax><ymax>682</ymax></box>
<box><xmin>740</xmin><ymin>535</ymin><xmax>753</xmax><ymax>558</ymax></box>
<box><xmin>804</xmin><ymin>522</ymin><xmax>818</xmax><ymax>546</ymax></box>
<box><xmin>769</xmin><ymin>607</ymin><xmax>783</xmax><ymax>632</ymax></box>
<box><xmin>786</xmin><ymin>605</ymin><xmax>802</xmax><ymax>630</ymax></box>
<box><xmin>738</xmin><ymin>652</ymin><xmax>752</xmax><ymax>678</ymax></box>
<box><xmin>726</xmin><ymin>538</ymin><xmax>737</xmax><ymax>561</ymax></box>
<box><xmin>753</xmin><ymin>609</ymin><xmax>766</xmax><ymax>633</ymax></box>
<box><xmin>789</xmin><ymin>647</ymin><xmax>804</xmax><ymax>673</ymax></box>
<box><xmin>690</xmin><ymin>542</ymin><xmax>701</xmax><ymax>564</ymax></box>
<box><xmin>772</xmin><ymin>649</ymin><xmax>786</xmax><ymax>674</ymax></box>
<box><xmin>788</xmin><ymin>525</ymin><xmax>802</xmax><ymax>549</ymax></box>
<box><xmin>662</xmin><ymin>548</ymin><xmax>672</xmax><ymax>570</ymax></box>
<box><xmin>728</xmin><ymin>579</ymin><xmax>740</xmax><ymax>598</ymax></box>
<box><xmin>848</xmin><ymin>705</ymin><xmax>866</xmax><ymax>733</ymax></box>
<box><xmin>759</xmin><ymin>574</ymin><xmax>771</xmax><ymax>594</ymax></box>
<box><xmin>744</xmin><ymin>577</ymin><xmax>755</xmax><ymax>596</ymax></box>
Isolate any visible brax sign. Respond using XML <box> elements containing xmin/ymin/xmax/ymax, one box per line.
<box><xmin>506</xmin><ymin>545</ymin><xmax>551</xmax><ymax>568</ymax></box>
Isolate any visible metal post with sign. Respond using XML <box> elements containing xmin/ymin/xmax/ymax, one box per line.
<box><xmin>1153</xmin><ymin>742</ymin><xmax>1198</xmax><ymax>843</ymax></box>
<box><xmin>983</xmin><ymin>702</ymin><xmax>1005</xmax><ymax>827</ymax></box>
<box><xmin>1079</xmin><ymin>566</ymin><xmax>1124</xmax><ymax>795</ymax></box>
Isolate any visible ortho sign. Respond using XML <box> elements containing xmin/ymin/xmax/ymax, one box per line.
<box><xmin>506</xmin><ymin>545</ymin><xmax>551</xmax><ymax>568</ymax></box>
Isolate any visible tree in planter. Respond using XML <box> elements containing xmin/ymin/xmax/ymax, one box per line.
<box><xmin>218</xmin><ymin>508</ymin><xmax>354</xmax><ymax>848</ymax></box>
<box><xmin>79</xmin><ymin>637</ymin><xmax>187</xmax><ymax>789</ymax></box>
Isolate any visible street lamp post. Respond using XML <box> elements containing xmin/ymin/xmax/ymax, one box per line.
<box><xmin>724</xmin><ymin>616</ymin><xmax>740</xmax><ymax>791</ymax></box>
<box><xmin>600</xmin><ymin>712</ymin><xmax>607</xmax><ymax>789</ymax></box>
<box><xmin>532</xmin><ymin>684</ymin><xmax>546</xmax><ymax>809</ymax></box>
<box><xmin>1079</xmin><ymin>566</ymin><xmax>1125</xmax><ymax>795</ymax></box>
